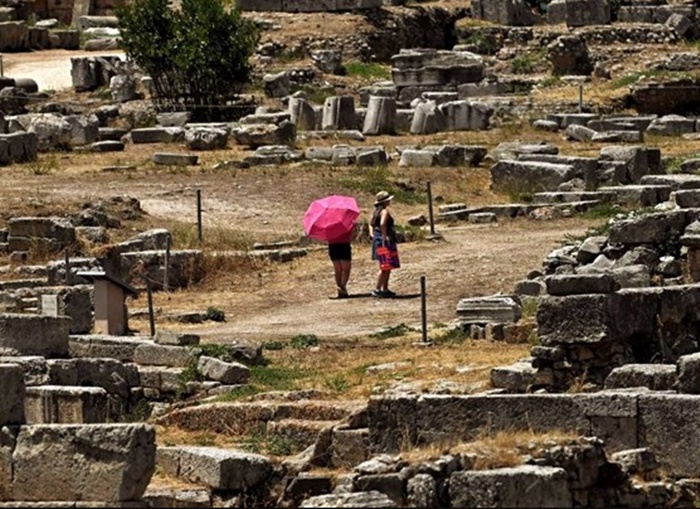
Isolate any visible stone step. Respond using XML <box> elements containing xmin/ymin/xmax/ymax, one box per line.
<box><xmin>0</xmin><ymin>278</ymin><xmax>47</xmax><ymax>290</ymax></box>
<box><xmin>69</xmin><ymin>334</ymin><xmax>155</xmax><ymax>362</ymax></box>
<box><xmin>24</xmin><ymin>385</ymin><xmax>109</xmax><ymax>424</ymax></box>
<box><xmin>640</xmin><ymin>174</ymin><xmax>700</xmax><ymax>190</ymax></box>
<box><xmin>266</xmin><ymin>418</ymin><xmax>339</xmax><ymax>449</ymax></box>
<box><xmin>155</xmin><ymin>400</ymin><xmax>365</xmax><ymax>435</ymax></box>
<box><xmin>490</xmin><ymin>362</ymin><xmax>536</xmax><ymax>393</ymax></box>
<box><xmin>438</xmin><ymin>200</ymin><xmax>602</xmax><ymax>222</ymax></box>
<box><xmin>597</xmin><ymin>185</ymin><xmax>672</xmax><ymax>206</ymax></box>
<box><xmin>532</xmin><ymin>191</ymin><xmax>615</xmax><ymax>204</ymax></box>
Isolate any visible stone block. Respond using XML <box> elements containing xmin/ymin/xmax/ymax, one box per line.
<box><xmin>130</xmin><ymin>127</ymin><xmax>184</xmax><ymax>144</ymax></box>
<box><xmin>142</xmin><ymin>487</ymin><xmax>211</xmax><ymax>508</ymax></box>
<box><xmin>449</xmin><ymin>466</ymin><xmax>572</xmax><ymax>507</ymax></box>
<box><xmin>456</xmin><ymin>296</ymin><xmax>521</xmax><ymax>324</ymax></box>
<box><xmin>353</xmin><ymin>474</ymin><xmax>404</xmax><ymax>506</ymax></box>
<box><xmin>197</xmin><ymin>356</ymin><xmax>249</xmax><ymax>384</ymax></box>
<box><xmin>134</xmin><ymin>344</ymin><xmax>197</xmax><ymax>368</ymax></box>
<box><xmin>412</xmin><ymin>395</ymin><xmax>589</xmax><ymax>446</ymax></box>
<box><xmin>36</xmin><ymin>285</ymin><xmax>93</xmax><ymax>334</ymax></box>
<box><xmin>137</xmin><ymin>366</ymin><xmax>185</xmax><ymax>393</ymax></box>
<box><xmin>68</xmin><ymin>335</ymin><xmax>153</xmax><ymax>362</ymax></box>
<box><xmin>490</xmin><ymin>160</ymin><xmax>575</xmax><ymax>192</ymax></box>
<box><xmin>398</xmin><ymin>149</ymin><xmax>435</xmax><ymax>167</ymax></box>
<box><xmin>300</xmin><ymin>492</ymin><xmax>396</xmax><ymax>507</ymax></box>
<box><xmin>678</xmin><ymin>352</ymin><xmax>700</xmax><ymax>394</ymax></box>
<box><xmin>331</xmin><ymin>428</ymin><xmax>369</xmax><ymax>468</ymax></box>
<box><xmin>24</xmin><ymin>385</ymin><xmax>109</xmax><ymax>424</ymax></box>
<box><xmin>0</xmin><ymin>356</ymin><xmax>47</xmax><ymax>386</ymax></box>
<box><xmin>12</xmin><ymin>424</ymin><xmax>155</xmax><ymax>501</ymax></box>
<box><xmin>160</xmin><ymin>446</ymin><xmax>272</xmax><ymax>490</ymax></box>
<box><xmin>490</xmin><ymin>362</ymin><xmax>535</xmax><ymax>392</ymax></box>
<box><xmin>152</xmin><ymin>153</ymin><xmax>199</xmax><ymax>166</ymax></box>
<box><xmin>608</xmin><ymin>210</ymin><xmax>686</xmax><ymax>245</ymax></box>
<box><xmin>47</xmin><ymin>358</ymin><xmax>139</xmax><ymax>396</ymax></box>
<box><xmin>0</xmin><ymin>314</ymin><xmax>70</xmax><ymax>357</ymax></box>
<box><xmin>0</xmin><ymin>364</ymin><xmax>24</xmax><ymax>425</ymax></box>
<box><xmin>545</xmin><ymin>274</ymin><xmax>618</xmax><ymax>295</ymax></box>
<box><xmin>0</xmin><ymin>426</ymin><xmax>15</xmax><ymax>501</ymax></box>
<box><xmin>605</xmin><ymin>364</ymin><xmax>677</xmax><ymax>391</ymax></box>
<box><xmin>7</xmin><ymin>217</ymin><xmax>75</xmax><ymax>244</ymax></box>
<box><xmin>154</xmin><ymin>330</ymin><xmax>200</xmax><ymax>346</ymax></box>
<box><xmin>638</xmin><ymin>394</ymin><xmax>700</xmax><ymax>477</ymax></box>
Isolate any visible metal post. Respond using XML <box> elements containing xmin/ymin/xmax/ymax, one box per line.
<box><xmin>578</xmin><ymin>84</ymin><xmax>583</xmax><ymax>113</ymax></box>
<box><xmin>147</xmin><ymin>280</ymin><xmax>156</xmax><ymax>337</ymax></box>
<box><xmin>196</xmin><ymin>189</ymin><xmax>202</xmax><ymax>242</ymax></box>
<box><xmin>164</xmin><ymin>236</ymin><xmax>171</xmax><ymax>293</ymax></box>
<box><xmin>64</xmin><ymin>250</ymin><xmax>70</xmax><ymax>285</ymax></box>
<box><xmin>0</xmin><ymin>56</ymin><xmax>4</xmax><ymax>78</ymax></box>
<box><xmin>427</xmin><ymin>182</ymin><xmax>436</xmax><ymax>236</ymax></box>
<box><xmin>420</xmin><ymin>276</ymin><xmax>428</xmax><ymax>343</ymax></box>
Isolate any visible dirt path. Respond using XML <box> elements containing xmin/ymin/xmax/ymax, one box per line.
<box><xmin>2</xmin><ymin>49</ymin><xmax>126</xmax><ymax>91</ymax></box>
<box><xmin>136</xmin><ymin>217</ymin><xmax>595</xmax><ymax>343</ymax></box>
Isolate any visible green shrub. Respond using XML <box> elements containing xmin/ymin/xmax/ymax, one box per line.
<box><xmin>370</xmin><ymin>323</ymin><xmax>416</xmax><ymax>339</ymax></box>
<box><xmin>433</xmin><ymin>326</ymin><xmax>470</xmax><ymax>344</ymax></box>
<box><xmin>344</xmin><ymin>61</ymin><xmax>391</xmax><ymax>80</ymax></box>
<box><xmin>289</xmin><ymin>334</ymin><xmax>319</xmax><ymax>349</ymax></box>
<box><xmin>117</xmin><ymin>0</ymin><xmax>259</xmax><ymax>117</ymax></box>
<box><xmin>262</xmin><ymin>340</ymin><xmax>287</xmax><ymax>351</ymax></box>
<box><xmin>205</xmin><ymin>306</ymin><xmax>226</xmax><ymax>322</ymax></box>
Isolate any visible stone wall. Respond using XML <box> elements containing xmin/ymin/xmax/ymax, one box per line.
<box><xmin>367</xmin><ymin>391</ymin><xmax>700</xmax><ymax>478</ymax></box>
<box><xmin>236</xmin><ymin>0</ymin><xmax>382</xmax><ymax>11</ymax></box>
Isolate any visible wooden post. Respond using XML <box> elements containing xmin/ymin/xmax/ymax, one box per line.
<box><xmin>196</xmin><ymin>189</ymin><xmax>203</xmax><ymax>242</ymax></box>
<box><xmin>578</xmin><ymin>84</ymin><xmax>583</xmax><ymax>113</ymax></box>
<box><xmin>420</xmin><ymin>276</ymin><xmax>428</xmax><ymax>343</ymax></box>
<box><xmin>0</xmin><ymin>56</ymin><xmax>4</xmax><ymax>77</ymax></box>
<box><xmin>427</xmin><ymin>182</ymin><xmax>436</xmax><ymax>236</ymax></box>
<box><xmin>164</xmin><ymin>236</ymin><xmax>171</xmax><ymax>293</ymax></box>
<box><xmin>147</xmin><ymin>280</ymin><xmax>156</xmax><ymax>337</ymax></box>
<box><xmin>64</xmin><ymin>250</ymin><xmax>70</xmax><ymax>285</ymax></box>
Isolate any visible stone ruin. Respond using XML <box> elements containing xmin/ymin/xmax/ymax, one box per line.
<box><xmin>236</xmin><ymin>0</ymin><xmax>383</xmax><ymax>12</ymax></box>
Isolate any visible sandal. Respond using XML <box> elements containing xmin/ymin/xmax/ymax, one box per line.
<box><xmin>337</xmin><ymin>286</ymin><xmax>349</xmax><ymax>298</ymax></box>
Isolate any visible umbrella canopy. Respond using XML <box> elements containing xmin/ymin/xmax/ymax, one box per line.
<box><xmin>303</xmin><ymin>195</ymin><xmax>360</xmax><ymax>243</ymax></box>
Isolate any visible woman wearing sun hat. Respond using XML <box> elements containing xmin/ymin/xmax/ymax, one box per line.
<box><xmin>370</xmin><ymin>190</ymin><xmax>400</xmax><ymax>298</ymax></box>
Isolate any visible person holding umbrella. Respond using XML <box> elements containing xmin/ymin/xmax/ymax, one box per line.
<box><xmin>303</xmin><ymin>195</ymin><xmax>360</xmax><ymax>299</ymax></box>
<box><xmin>328</xmin><ymin>233</ymin><xmax>352</xmax><ymax>298</ymax></box>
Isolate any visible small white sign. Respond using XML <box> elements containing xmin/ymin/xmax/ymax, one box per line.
<box><xmin>41</xmin><ymin>294</ymin><xmax>59</xmax><ymax>317</ymax></box>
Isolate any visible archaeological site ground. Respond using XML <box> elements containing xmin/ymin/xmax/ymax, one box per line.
<box><xmin>6</xmin><ymin>0</ymin><xmax>700</xmax><ymax>506</ymax></box>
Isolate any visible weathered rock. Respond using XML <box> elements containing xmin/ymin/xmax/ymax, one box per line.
<box><xmin>547</xmin><ymin>34</ymin><xmax>592</xmax><ymax>75</ymax></box>
<box><xmin>300</xmin><ymin>491</ymin><xmax>397</xmax><ymax>508</ymax></box>
<box><xmin>232</xmin><ymin>121</ymin><xmax>296</xmax><ymax>148</ymax></box>
<box><xmin>448</xmin><ymin>465</ymin><xmax>572</xmax><ymax>507</ymax></box>
<box><xmin>12</xmin><ymin>424</ymin><xmax>155</xmax><ymax>501</ymax></box>
<box><xmin>410</xmin><ymin>101</ymin><xmax>445</xmax><ymax>135</ymax></box>
<box><xmin>0</xmin><ymin>314</ymin><xmax>70</xmax><ymax>357</ymax></box>
<box><xmin>263</xmin><ymin>71</ymin><xmax>291</xmax><ymax>98</ymax></box>
<box><xmin>605</xmin><ymin>364</ymin><xmax>677</xmax><ymax>391</ymax></box>
<box><xmin>197</xmin><ymin>356</ymin><xmax>250</xmax><ymax>384</ymax></box>
<box><xmin>0</xmin><ymin>363</ymin><xmax>25</xmax><ymax>425</ymax></box>
<box><xmin>362</xmin><ymin>97</ymin><xmax>396</xmax><ymax>136</ymax></box>
<box><xmin>545</xmin><ymin>274</ymin><xmax>618</xmax><ymax>295</ymax></box>
<box><xmin>158</xmin><ymin>446</ymin><xmax>272</xmax><ymax>491</ymax></box>
<box><xmin>185</xmin><ymin>128</ymin><xmax>228</xmax><ymax>151</ymax></box>
<box><xmin>289</xmin><ymin>97</ymin><xmax>317</xmax><ymax>131</ymax></box>
<box><xmin>152</xmin><ymin>152</ymin><xmax>199</xmax><ymax>166</ymax></box>
<box><xmin>322</xmin><ymin>96</ymin><xmax>357</xmax><ymax>131</ymax></box>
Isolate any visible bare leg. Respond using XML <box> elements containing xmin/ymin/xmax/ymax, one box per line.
<box><xmin>332</xmin><ymin>260</ymin><xmax>343</xmax><ymax>289</ymax></box>
<box><xmin>340</xmin><ymin>260</ymin><xmax>351</xmax><ymax>290</ymax></box>
<box><xmin>376</xmin><ymin>270</ymin><xmax>390</xmax><ymax>291</ymax></box>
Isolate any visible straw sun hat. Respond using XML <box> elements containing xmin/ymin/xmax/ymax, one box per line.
<box><xmin>374</xmin><ymin>191</ymin><xmax>394</xmax><ymax>206</ymax></box>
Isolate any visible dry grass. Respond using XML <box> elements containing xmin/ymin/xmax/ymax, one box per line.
<box><xmin>401</xmin><ymin>429</ymin><xmax>581</xmax><ymax>469</ymax></box>
<box><xmin>227</xmin><ymin>335</ymin><xmax>527</xmax><ymax>400</ymax></box>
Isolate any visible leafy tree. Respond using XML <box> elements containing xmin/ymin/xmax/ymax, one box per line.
<box><xmin>117</xmin><ymin>0</ymin><xmax>259</xmax><ymax>117</ymax></box>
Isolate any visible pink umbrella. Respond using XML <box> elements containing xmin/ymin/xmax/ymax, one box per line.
<box><xmin>303</xmin><ymin>195</ymin><xmax>360</xmax><ymax>243</ymax></box>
